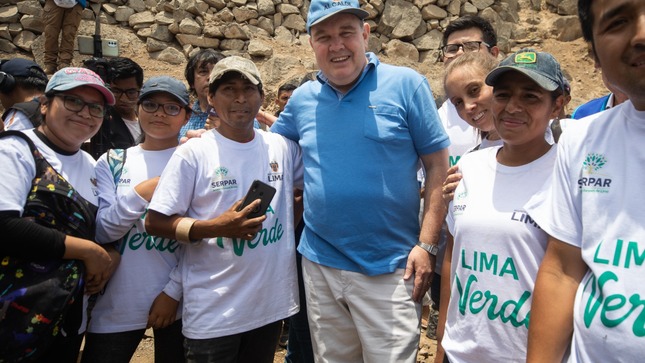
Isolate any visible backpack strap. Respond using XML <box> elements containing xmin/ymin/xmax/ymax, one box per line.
<box><xmin>1</xmin><ymin>99</ymin><xmax>43</xmax><ymax>128</ymax></box>
<box><xmin>0</xmin><ymin>130</ymin><xmax>46</xmax><ymax>170</ymax></box>
<box><xmin>107</xmin><ymin>148</ymin><xmax>127</xmax><ymax>191</ymax></box>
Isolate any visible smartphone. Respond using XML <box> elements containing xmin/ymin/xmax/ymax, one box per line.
<box><xmin>237</xmin><ymin>180</ymin><xmax>276</xmax><ymax>218</ymax></box>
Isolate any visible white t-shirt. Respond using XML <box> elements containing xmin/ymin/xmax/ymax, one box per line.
<box><xmin>526</xmin><ymin>101</ymin><xmax>645</xmax><ymax>362</ymax></box>
<box><xmin>150</xmin><ymin>128</ymin><xmax>304</xmax><ymax>339</ymax></box>
<box><xmin>0</xmin><ymin>129</ymin><xmax>98</xmax><ymax>334</ymax></box>
<box><xmin>3</xmin><ymin>110</ymin><xmax>34</xmax><ymax>131</ymax></box>
<box><xmin>443</xmin><ymin>145</ymin><xmax>556</xmax><ymax>363</ymax></box>
<box><xmin>88</xmin><ymin>145</ymin><xmax>181</xmax><ymax>333</ymax></box>
<box><xmin>0</xmin><ymin>129</ymin><xmax>98</xmax><ymax>213</ymax></box>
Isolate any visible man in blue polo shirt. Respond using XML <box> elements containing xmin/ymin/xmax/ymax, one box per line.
<box><xmin>270</xmin><ymin>0</ymin><xmax>449</xmax><ymax>361</ymax></box>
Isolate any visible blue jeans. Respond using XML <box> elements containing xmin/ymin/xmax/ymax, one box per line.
<box><xmin>81</xmin><ymin>319</ymin><xmax>184</xmax><ymax>363</ymax></box>
<box><xmin>184</xmin><ymin>321</ymin><xmax>281</xmax><ymax>363</ymax></box>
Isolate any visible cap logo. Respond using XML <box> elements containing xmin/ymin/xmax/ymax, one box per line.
<box><xmin>325</xmin><ymin>0</ymin><xmax>352</xmax><ymax>10</ymax></box>
<box><xmin>514</xmin><ymin>52</ymin><xmax>537</xmax><ymax>64</ymax></box>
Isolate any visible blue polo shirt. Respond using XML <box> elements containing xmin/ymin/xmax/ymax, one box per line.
<box><xmin>271</xmin><ymin>53</ymin><xmax>449</xmax><ymax>275</ymax></box>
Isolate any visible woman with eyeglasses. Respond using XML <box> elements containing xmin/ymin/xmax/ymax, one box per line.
<box><xmin>436</xmin><ymin>49</ymin><xmax>567</xmax><ymax>363</ymax></box>
<box><xmin>0</xmin><ymin>67</ymin><xmax>117</xmax><ymax>362</ymax></box>
<box><xmin>81</xmin><ymin>76</ymin><xmax>191</xmax><ymax>363</ymax></box>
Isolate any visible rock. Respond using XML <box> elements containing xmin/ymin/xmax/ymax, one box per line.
<box><xmin>182</xmin><ymin>0</ymin><xmax>210</xmax><ymax>16</ymax></box>
<box><xmin>219</xmin><ymin>38</ymin><xmax>245</xmax><ymax>51</ymax></box>
<box><xmin>223</xmin><ymin>23</ymin><xmax>249</xmax><ymax>39</ymax></box>
<box><xmin>472</xmin><ymin>0</ymin><xmax>495</xmax><ymax>10</ymax></box>
<box><xmin>203</xmin><ymin>0</ymin><xmax>226</xmax><ymax>10</ymax></box>
<box><xmin>378</xmin><ymin>0</ymin><xmax>424</xmax><ymax>40</ymax></box>
<box><xmin>384</xmin><ymin>39</ymin><xmax>419</xmax><ymax>62</ymax></box>
<box><xmin>446</xmin><ymin>0</ymin><xmax>461</xmax><ymax>16</ymax></box>
<box><xmin>0</xmin><ymin>24</ymin><xmax>10</xmax><ymax>40</ymax></box>
<box><xmin>277</xmin><ymin>3</ymin><xmax>299</xmax><ymax>15</ymax></box>
<box><xmin>233</xmin><ymin>6</ymin><xmax>258</xmax><ymax>22</ymax></box>
<box><xmin>155</xmin><ymin>11</ymin><xmax>175</xmax><ymax>25</ymax></box>
<box><xmin>282</xmin><ymin>14</ymin><xmax>306</xmax><ymax>33</ymax></box>
<box><xmin>20</xmin><ymin>15</ymin><xmax>43</xmax><ymax>34</ymax></box>
<box><xmin>16</xmin><ymin>0</ymin><xmax>42</xmax><ymax>17</ymax></box>
<box><xmin>553</xmin><ymin>15</ymin><xmax>582</xmax><ymax>41</ymax></box>
<box><xmin>154</xmin><ymin>47</ymin><xmax>186</xmax><ymax>64</ymax></box>
<box><xmin>461</xmin><ymin>2</ymin><xmax>478</xmax><ymax>16</ymax></box>
<box><xmin>257</xmin><ymin>16</ymin><xmax>274</xmax><ymax>35</ymax></box>
<box><xmin>273</xmin><ymin>26</ymin><xmax>294</xmax><ymax>44</ymax></box>
<box><xmin>0</xmin><ymin>5</ymin><xmax>19</xmax><ymax>23</ymax></box>
<box><xmin>412</xmin><ymin>29</ymin><xmax>442</xmax><ymax>51</ymax></box>
<box><xmin>257</xmin><ymin>0</ymin><xmax>274</xmax><ymax>16</ymax></box>
<box><xmin>261</xmin><ymin>56</ymin><xmax>303</xmax><ymax>88</ymax></box>
<box><xmin>367</xmin><ymin>33</ymin><xmax>383</xmax><ymax>53</ymax></box>
<box><xmin>179</xmin><ymin>18</ymin><xmax>201</xmax><ymax>35</ymax></box>
<box><xmin>150</xmin><ymin>24</ymin><xmax>174</xmax><ymax>42</ymax></box>
<box><xmin>421</xmin><ymin>5</ymin><xmax>447</xmax><ymax>20</ymax></box>
<box><xmin>13</xmin><ymin>30</ymin><xmax>36</xmax><ymax>51</ymax></box>
<box><xmin>248</xmin><ymin>39</ymin><xmax>273</xmax><ymax>57</ymax></box>
<box><xmin>115</xmin><ymin>7</ymin><xmax>136</xmax><ymax>23</ymax></box>
<box><xmin>0</xmin><ymin>38</ymin><xmax>17</xmax><ymax>52</ymax></box>
<box><xmin>557</xmin><ymin>0</ymin><xmax>577</xmax><ymax>15</ymax></box>
<box><xmin>128</xmin><ymin>0</ymin><xmax>147</xmax><ymax>13</ymax></box>
<box><xmin>146</xmin><ymin>37</ymin><xmax>169</xmax><ymax>52</ymax></box>
<box><xmin>203</xmin><ymin>23</ymin><xmax>224</xmax><ymax>38</ymax></box>
<box><xmin>176</xmin><ymin>33</ymin><xmax>220</xmax><ymax>48</ymax></box>
<box><xmin>129</xmin><ymin>11</ymin><xmax>155</xmax><ymax>28</ymax></box>
<box><xmin>102</xmin><ymin>3</ymin><xmax>118</xmax><ymax>15</ymax></box>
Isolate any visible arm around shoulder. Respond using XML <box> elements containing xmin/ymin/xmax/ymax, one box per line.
<box><xmin>527</xmin><ymin>236</ymin><xmax>588</xmax><ymax>363</ymax></box>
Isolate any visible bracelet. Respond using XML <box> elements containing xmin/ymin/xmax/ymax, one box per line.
<box><xmin>175</xmin><ymin>217</ymin><xmax>197</xmax><ymax>244</ymax></box>
<box><xmin>416</xmin><ymin>241</ymin><xmax>439</xmax><ymax>256</ymax></box>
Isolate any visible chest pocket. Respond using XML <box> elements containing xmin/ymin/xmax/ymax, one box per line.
<box><xmin>363</xmin><ymin>105</ymin><xmax>408</xmax><ymax>142</ymax></box>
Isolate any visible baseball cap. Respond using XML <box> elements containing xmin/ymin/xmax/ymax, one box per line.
<box><xmin>0</xmin><ymin>58</ymin><xmax>47</xmax><ymax>81</ymax></box>
<box><xmin>209</xmin><ymin>56</ymin><xmax>262</xmax><ymax>86</ymax></box>
<box><xmin>306</xmin><ymin>0</ymin><xmax>369</xmax><ymax>33</ymax></box>
<box><xmin>485</xmin><ymin>48</ymin><xmax>565</xmax><ymax>92</ymax></box>
<box><xmin>139</xmin><ymin>76</ymin><xmax>190</xmax><ymax>106</ymax></box>
<box><xmin>46</xmin><ymin>67</ymin><xmax>116</xmax><ymax>105</ymax></box>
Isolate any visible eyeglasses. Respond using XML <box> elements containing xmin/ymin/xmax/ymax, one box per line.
<box><xmin>54</xmin><ymin>94</ymin><xmax>105</xmax><ymax>118</ymax></box>
<box><xmin>140</xmin><ymin>99</ymin><xmax>183</xmax><ymax>116</ymax></box>
<box><xmin>442</xmin><ymin>41</ymin><xmax>490</xmax><ymax>59</ymax></box>
<box><xmin>110</xmin><ymin>87</ymin><xmax>140</xmax><ymax>100</ymax></box>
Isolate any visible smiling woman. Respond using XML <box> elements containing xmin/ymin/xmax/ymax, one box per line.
<box><xmin>437</xmin><ymin>49</ymin><xmax>567</xmax><ymax>363</ymax></box>
<box><xmin>0</xmin><ymin>67</ymin><xmax>117</xmax><ymax>362</ymax></box>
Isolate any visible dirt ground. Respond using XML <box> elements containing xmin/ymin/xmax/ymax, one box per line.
<box><xmin>121</xmin><ymin>325</ymin><xmax>437</xmax><ymax>363</ymax></box>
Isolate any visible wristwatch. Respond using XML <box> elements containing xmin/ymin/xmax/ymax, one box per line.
<box><xmin>416</xmin><ymin>241</ymin><xmax>439</xmax><ymax>256</ymax></box>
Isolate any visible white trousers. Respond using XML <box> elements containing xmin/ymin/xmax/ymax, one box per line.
<box><xmin>302</xmin><ymin>258</ymin><xmax>421</xmax><ymax>363</ymax></box>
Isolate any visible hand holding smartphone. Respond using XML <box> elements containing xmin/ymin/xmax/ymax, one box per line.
<box><xmin>237</xmin><ymin>180</ymin><xmax>276</xmax><ymax>218</ymax></box>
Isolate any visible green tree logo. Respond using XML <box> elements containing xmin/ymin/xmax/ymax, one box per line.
<box><xmin>214</xmin><ymin>167</ymin><xmax>229</xmax><ymax>177</ymax></box>
<box><xmin>583</xmin><ymin>153</ymin><xmax>607</xmax><ymax>173</ymax></box>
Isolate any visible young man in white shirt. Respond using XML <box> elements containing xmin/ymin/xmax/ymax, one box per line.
<box><xmin>526</xmin><ymin>0</ymin><xmax>645</xmax><ymax>361</ymax></box>
<box><xmin>146</xmin><ymin>56</ymin><xmax>303</xmax><ymax>363</ymax></box>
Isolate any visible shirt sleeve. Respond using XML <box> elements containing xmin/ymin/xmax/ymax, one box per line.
<box><xmin>95</xmin><ymin>152</ymin><xmax>149</xmax><ymax>244</ymax></box>
<box><xmin>148</xmin><ymin>147</ymin><xmax>197</xmax><ymax>218</ymax></box>
<box><xmin>525</xmin><ymin>132</ymin><xmax>583</xmax><ymax>247</ymax></box>
<box><xmin>408</xmin><ymin>77</ymin><xmax>450</xmax><ymax>156</ymax></box>
<box><xmin>0</xmin><ymin>211</ymin><xmax>66</xmax><ymax>259</ymax></box>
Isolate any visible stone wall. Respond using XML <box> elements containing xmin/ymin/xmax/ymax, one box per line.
<box><xmin>0</xmin><ymin>0</ymin><xmax>581</xmax><ymax>65</ymax></box>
